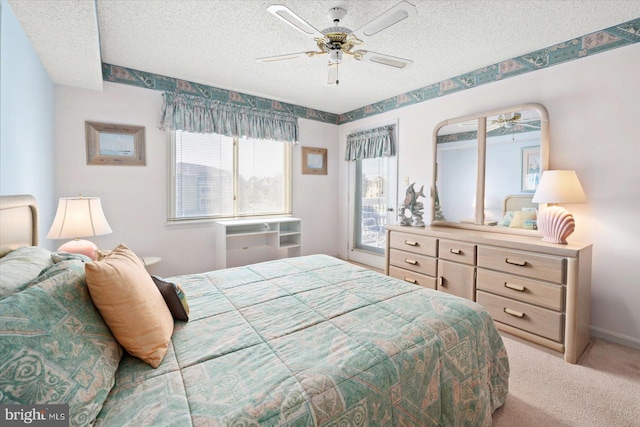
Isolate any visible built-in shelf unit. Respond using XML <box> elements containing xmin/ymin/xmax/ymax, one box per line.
<box><xmin>215</xmin><ymin>217</ymin><xmax>301</xmax><ymax>269</ymax></box>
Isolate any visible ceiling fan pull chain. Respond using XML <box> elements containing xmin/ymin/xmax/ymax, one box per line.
<box><xmin>336</xmin><ymin>63</ymin><xmax>339</xmax><ymax>85</ymax></box>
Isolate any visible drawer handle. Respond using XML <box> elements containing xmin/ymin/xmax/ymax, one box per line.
<box><xmin>438</xmin><ymin>277</ymin><xmax>445</xmax><ymax>287</ymax></box>
<box><xmin>404</xmin><ymin>277</ymin><xmax>417</xmax><ymax>284</ymax></box>
<box><xmin>504</xmin><ymin>282</ymin><xmax>526</xmax><ymax>292</ymax></box>
<box><xmin>404</xmin><ymin>258</ymin><xmax>418</xmax><ymax>265</ymax></box>
<box><xmin>504</xmin><ymin>307</ymin><xmax>525</xmax><ymax>318</ymax></box>
<box><xmin>505</xmin><ymin>257</ymin><xmax>527</xmax><ymax>267</ymax></box>
<box><xmin>404</xmin><ymin>240</ymin><xmax>418</xmax><ymax>246</ymax></box>
<box><xmin>449</xmin><ymin>248</ymin><xmax>462</xmax><ymax>255</ymax></box>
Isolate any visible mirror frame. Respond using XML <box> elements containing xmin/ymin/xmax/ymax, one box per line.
<box><xmin>430</xmin><ymin>103</ymin><xmax>549</xmax><ymax>237</ymax></box>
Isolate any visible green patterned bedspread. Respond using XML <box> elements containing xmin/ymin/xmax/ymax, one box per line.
<box><xmin>96</xmin><ymin>255</ymin><xmax>509</xmax><ymax>426</ymax></box>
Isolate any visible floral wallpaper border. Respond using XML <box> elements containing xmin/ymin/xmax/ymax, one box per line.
<box><xmin>102</xmin><ymin>17</ymin><xmax>639</xmax><ymax>126</ymax></box>
<box><xmin>337</xmin><ymin>17</ymin><xmax>639</xmax><ymax>124</ymax></box>
<box><xmin>102</xmin><ymin>63</ymin><xmax>340</xmax><ymax>124</ymax></box>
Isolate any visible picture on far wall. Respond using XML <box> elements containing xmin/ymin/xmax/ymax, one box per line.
<box><xmin>301</xmin><ymin>146</ymin><xmax>327</xmax><ymax>175</ymax></box>
<box><xmin>86</xmin><ymin>121</ymin><xmax>146</xmax><ymax>166</ymax></box>
<box><xmin>521</xmin><ymin>146</ymin><xmax>540</xmax><ymax>191</ymax></box>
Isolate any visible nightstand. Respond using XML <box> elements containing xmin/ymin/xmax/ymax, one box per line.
<box><xmin>141</xmin><ymin>256</ymin><xmax>161</xmax><ymax>268</ymax></box>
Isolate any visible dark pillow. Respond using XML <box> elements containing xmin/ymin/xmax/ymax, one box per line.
<box><xmin>151</xmin><ymin>275</ymin><xmax>190</xmax><ymax>321</ymax></box>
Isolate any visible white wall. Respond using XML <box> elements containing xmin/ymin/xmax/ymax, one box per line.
<box><xmin>54</xmin><ymin>82</ymin><xmax>340</xmax><ymax>277</ymax></box>
<box><xmin>5</xmin><ymin>1</ymin><xmax>639</xmax><ymax>345</ymax></box>
<box><xmin>338</xmin><ymin>43</ymin><xmax>640</xmax><ymax>346</ymax></box>
<box><xmin>0</xmin><ymin>0</ymin><xmax>56</xmax><ymax>247</ymax></box>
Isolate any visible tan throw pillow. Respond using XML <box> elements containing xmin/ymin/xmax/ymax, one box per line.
<box><xmin>509</xmin><ymin>210</ymin><xmax>537</xmax><ymax>229</ymax></box>
<box><xmin>85</xmin><ymin>244</ymin><xmax>174</xmax><ymax>368</ymax></box>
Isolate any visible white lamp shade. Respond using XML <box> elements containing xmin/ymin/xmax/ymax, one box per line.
<box><xmin>532</xmin><ymin>170</ymin><xmax>587</xmax><ymax>204</ymax></box>
<box><xmin>47</xmin><ymin>197</ymin><xmax>113</xmax><ymax>240</ymax></box>
<box><xmin>532</xmin><ymin>170</ymin><xmax>587</xmax><ymax>244</ymax></box>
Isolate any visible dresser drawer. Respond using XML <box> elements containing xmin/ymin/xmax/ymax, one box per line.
<box><xmin>477</xmin><ymin>269</ymin><xmax>564</xmax><ymax>311</ymax></box>
<box><xmin>389</xmin><ymin>266</ymin><xmax>437</xmax><ymax>290</ymax></box>
<box><xmin>437</xmin><ymin>259</ymin><xmax>475</xmax><ymax>300</ymax></box>
<box><xmin>477</xmin><ymin>291</ymin><xmax>563</xmax><ymax>342</ymax></box>
<box><xmin>438</xmin><ymin>239</ymin><xmax>476</xmax><ymax>265</ymax></box>
<box><xmin>477</xmin><ymin>246</ymin><xmax>565</xmax><ymax>284</ymax></box>
<box><xmin>389</xmin><ymin>249</ymin><xmax>437</xmax><ymax>276</ymax></box>
<box><xmin>389</xmin><ymin>231</ymin><xmax>437</xmax><ymax>256</ymax></box>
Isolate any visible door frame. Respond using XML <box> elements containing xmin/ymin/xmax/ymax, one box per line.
<box><xmin>347</xmin><ymin>120</ymin><xmax>399</xmax><ymax>270</ymax></box>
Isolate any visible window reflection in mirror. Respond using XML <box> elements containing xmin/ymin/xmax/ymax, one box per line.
<box><xmin>435</xmin><ymin>121</ymin><xmax>478</xmax><ymax>224</ymax></box>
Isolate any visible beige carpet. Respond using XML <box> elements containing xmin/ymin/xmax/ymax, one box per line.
<box><xmin>492</xmin><ymin>336</ymin><xmax>640</xmax><ymax>426</ymax></box>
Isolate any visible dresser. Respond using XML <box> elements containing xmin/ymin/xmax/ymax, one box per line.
<box><xmin>385</xmin><ymin>225</ymin><xmax>592</xmax><ymax>363</ymax></box>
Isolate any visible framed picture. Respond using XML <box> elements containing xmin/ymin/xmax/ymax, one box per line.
<box><xmin>301</xmin><ymin>146</ymin><xmax>327</xmax><ymax>175</ymax></box>
<box><xmin>86</xmin><ymin>121</ymin><xmax>146</xmax><ymax>166</ymax></box>
<box><xmin>521</xmin><ymin>146</ymin><xmax>541</xmax><ymax>191</ymax></box>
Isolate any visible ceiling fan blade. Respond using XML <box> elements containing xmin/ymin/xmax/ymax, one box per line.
<box><xmin>327</xmin><ymin>65</ymin><xmax>338</xmax><ymax>85</ymax></box>
<box><xmin>256</xmin><ymin>52</ymin><xmax>316</xmax><ymax>62</ymax></box>
<box><xmin>267</xmin><ymin>5</ymin><xmax>324</xmax><ymax>38</ymax></box>
<box><xmin>354</xmin><ymin>50</ymin><xmax>413</xmax><ymax>69</ymax></box>
<box><xmin>520</xmin><ymin>123</ymin><xmax>541</xmax><ymax>129</ymax></box>
<box><xmin>351</xmin><ymin>1</ymin><xmax>417</xmax><ymax>40</ymax></box>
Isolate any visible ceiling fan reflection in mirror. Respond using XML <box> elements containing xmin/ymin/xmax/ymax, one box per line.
<box><xmin>458</xmin><ymin>112</ymin><xmax>541</xmax><ymax>132</ymax></box>
<box><xmin>257</xmin><ymin>1</ymin><xmax>417</xmax><ymax>85</ymax></box>
<box><xmin>488</xmin><ymin>112</ymin><xmax>540</xmax><ymax>131</ymax></box>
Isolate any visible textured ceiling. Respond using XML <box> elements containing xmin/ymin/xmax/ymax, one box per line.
<box><xmin>8</xmin><ymin>0</ymin><xmax>640</xmax><ymax>114</ymax></box>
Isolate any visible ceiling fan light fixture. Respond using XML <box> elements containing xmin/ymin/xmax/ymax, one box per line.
<box><xmin>261</xmin><ymin>2</ymin><xmax>417</xmax><ymax>84</ymax></box>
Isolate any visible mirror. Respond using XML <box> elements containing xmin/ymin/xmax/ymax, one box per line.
<box><xmin>434</xmin><ymin>121</ymin><xmax>479</xmax><ymax>224</ymax></box>
<box><xmin>432</xmin><ymin>103</ymin><xmax>549</xmax><ymax>235</ymax></box>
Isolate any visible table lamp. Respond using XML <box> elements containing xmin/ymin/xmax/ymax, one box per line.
<box><xmin>531</xmin><ymin>170</ymin><xmax>587</xmax><ymax>244</ymax></box>
<box><xmin>47</xmin><ymin>196</ymin><xmax>112</xmax><ymax>260</ymax></box>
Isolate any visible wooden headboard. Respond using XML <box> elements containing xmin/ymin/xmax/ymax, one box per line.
<box><xmin>503</xmin><ymin>194</ymin><xmax>536</xmax><ymax>214</ymax></box>
<box><xmin>0</xmin><ymin>194</ymin><xmax>39</xmax><ymax>257</ymax></box>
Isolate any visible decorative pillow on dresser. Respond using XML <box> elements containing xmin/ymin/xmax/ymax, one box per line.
<box><xmin>85</xmin><ymin>244</ymin><xmax>174</xmax><ymax>368</ymax></box>
<box><xmin>509</xmin><ymin>210</ymin><xmax>537</xmax><ymax>229</ymax></box>
<box><xmin>498</xmin><ymin>211</ymin><xmax>514</xmax><ymax>227</ymax></box>
<box><xmin>0</xmin><ymin>259</ymin><xmax>123</xmax><ymax>426</ymax></box>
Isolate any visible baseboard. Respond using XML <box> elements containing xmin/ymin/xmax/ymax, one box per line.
<box><xmin>590</xmin><ymin>326</ymin><xmax>640</xmax><ymax>350</ymax></box>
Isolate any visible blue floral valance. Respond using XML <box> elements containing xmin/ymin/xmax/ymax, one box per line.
<box><xmin>160</xmin><ymin>92</ymin><xmax>299</xmax><ymax>143</ymax></box>
<box><xmin>344</xmin><ymin>126</ymin><xmax>396</xmax><ymax>160</ymax></box>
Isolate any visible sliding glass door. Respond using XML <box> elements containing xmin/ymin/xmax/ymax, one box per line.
<box><xmin>348</xmin><ymin>155</ymin><xmax>396</xmax><ymax>268</ymax></box>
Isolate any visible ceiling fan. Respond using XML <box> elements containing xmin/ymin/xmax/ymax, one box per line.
<box><xmin>257</xmin><ymin>1</ymin><xmax>418</xmax><ymax>85</ymax></box>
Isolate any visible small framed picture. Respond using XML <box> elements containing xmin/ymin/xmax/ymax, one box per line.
<box><xmin>86</xmin><ymin>121</ymin><xmax>146</xmax><ymax>166</ymax></box>
<box><xmin>301</xmin><ymin>147</ymin><xmax>327</xmax><ymax>175</ymax></box>
<box><xmin>521</xmin><ymin>146</ymin><xmax>540</xmax><ymax>191</ymax></box>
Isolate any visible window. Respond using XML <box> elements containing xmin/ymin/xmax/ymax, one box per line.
<box><xmin>169</xmin><ymin>131</ymin><xmax>292</xmax><ymax>221</ymax></box>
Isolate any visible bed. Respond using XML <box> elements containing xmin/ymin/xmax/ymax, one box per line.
<box><xmin>0</xmin><ymin>194</ymin><xmax>509</xmax><ymax>426</ymax></box>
